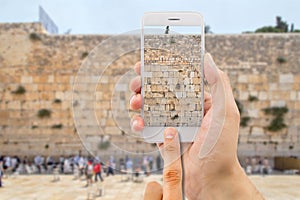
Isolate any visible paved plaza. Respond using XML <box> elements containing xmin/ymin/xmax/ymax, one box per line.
<box><xmin>0</xmin><ymin>174</ymin><xmax>299</xmax><ymax>200</ymax></box>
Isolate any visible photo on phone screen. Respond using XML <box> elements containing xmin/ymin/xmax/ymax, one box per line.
<box><xmin>141</xmin><ymin>12</ymin><xmax>205</xmax><ymax>142</ymax></box>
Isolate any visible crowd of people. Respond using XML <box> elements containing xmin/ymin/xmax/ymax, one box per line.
<box><xmin>0</xmin><ymin>153</ymin><xmax>276</xmax><ymax>190</ymax></box>
<box><xmin>0</xmin><ymin>154</ymin><xmax>163</xmax><ymax>187</ymax></box>
<box><xmin>243</xmin><ymin>156</ymin><xmax>272</xmax><ymax>175</ymax></box>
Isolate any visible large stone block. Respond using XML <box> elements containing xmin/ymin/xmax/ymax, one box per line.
<box><xmin>21</xmin><ymin>76</ymin><xmax>33</xmax><ymax>84</ymax></box>
<box><xmin>270</xmin><ymin>91</ymin><xmax>291</xmax><ymax>100</ymax></box>
<box><xmin>247</xmin><ymin>109</ymin><xmax>259</xmax><ymax>118</ymax></box>
<box><xmin>294</xmin><ymin>74</ymin><xmax>300</xmax><ymax>83</ymax></box>
<box><xmin>238</xmin><ymin>135</ymin><xmax>249</xmax><ymax>143</ymax></box>
<box><xmin>279</xmin><ymin>73</ymin><xmax>294</xmax><ymax>83</ymax></box>
<box><xmin>270</xmin><ymin>100</ymin><xmax>286</xmax><ymax>107</ymax></box>
<box><xmin>258</xmin><ymin>91</ymin><xmax>268</xmax><ymax>100</ymax></box>
<box><xmin>247</xmin><ymin>75</ymin><xmax>264</xmax><ymax>84</ymax></box>
<box><xmin>7</xmin><ymin>101</ymin><xmax>21</xmax><ymax>110</ymax></box>
<box><xmin>237</xmin><ymin>74</ymin><xmax>248</xmax><ymax>83</ymax></box>
<box><xmin>287</xmin><ymin>126</ymin><xmax>299</xmax><ymax>143</ymax></box>
<box><xmin>239</xmin><ymin>91</ymin><xmax>249</xmax><ymax>100</ymax></box>
<box><xmin>55</xmin><ymin>75</ymin><xmax>70</xmax><ymax>83</ymax></box>
<box><xmin>251</xmin><ymin>127</ymin><xmax>265</xmax><ymax>136</ymax></box>
<box><xmin>290</xmin><ymin>91</ymin><xmax>297</xmax><ymax>100</ymax></box>
<box><xmin>239</xmin><ymin>127</ymin><xmax>250</xmax><ymax>136</ymax></box>
<box><xmin>104</xmin><ymin>126</ymin><xmax>121</xmax><ymax>134</ymax></box>
<box><xmin>0</xmin><ymin>111</ymin><xmax>9</xmax><ymax>119</ymax></box>
<box><xmin>33</xmin><ymin>75</ymin><xmax>48</xmax><ymax>83</ymax></box>
<box><xmin>39</xmin><ymin>91</ymin><xmax>54</xmax><ymax>100</ymax></box>
<box><xmin>237</xmin><ymin>144</ymin><xmax>255</xmax><ymax>156</ymax></box>
<box><xmin>279</xmin><ymin>83</ymin><xmax>293</xmax><ymax>90</ymax></box>
<box><xmin>270</xmin><ymin>134</ymin><xmax>286</xmax><ymax>143</ymax></box>
<box><xmin>25</xmin><ymin>92</ymin><xmax>39</xmax><ymax>101</ymax></box>
<box><xmin>269</xmin><ymin>83</ymin><xmax>278</xmax><ymax>91</ymax></box>
<box><xmin>9</xmin><ymin>111</ymin><xmax>22</xmax><ymax>118</ymax></box>
<box><xmin>23</xmin><ymin>84</ymin><xmax>38</xmax><ymax>91</ymax></box>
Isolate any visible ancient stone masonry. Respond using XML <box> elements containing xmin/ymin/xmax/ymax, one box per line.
<box><xmin>0</xmin><ymin>22</ymin><xmax>300</xmax><ymax>157</ymax></box>
<box><xmin>143</xmin><ymin>35</ymin><xmax>202</xmax><ymax>127</ymax></box>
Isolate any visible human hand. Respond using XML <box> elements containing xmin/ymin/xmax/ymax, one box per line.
<box><xmin>143</xmin><ymin>128</ymin><xmax>182</xmax><ymax>200</ymax></box>
<box><xmin>130</xmin><ymin>53</ymin><xmax>264</xmax><ymax>200</ymax></box>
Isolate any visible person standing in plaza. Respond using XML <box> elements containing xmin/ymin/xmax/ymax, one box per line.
<box><xmin>4</xmin><ymin>155</ymin><xmax>12</xmax><ymax>172</ymax></box>
<box><xmin>156</xmin><ymin>155</ymin><xmax>161</xmax><ymax>173</ymax></box>
<box><xmin>59</xmin><ymin>155</ymin><xmax>64</xmax><ymax>174</ymax></box>
<box><xmin>93</xmin><ymin>160</ymin><xmax>103</xmax><ymax>182</ymax></box>
<box><xmin>106</xmin><ymin>156</ymin><xmax>115</xmax><ymax>176</ymax></box>
<box><xmin>34</xmin><ymin>155</ymin><xmax>42</xmax><ymax>174</ymax></box>
<box><xmin>85</xmin><ymin>160</ymin><xmax>94</xmax><ymax>187</ymax></box>
<box><xmin>126</xmin><ymin>158</ymin><xmax>133</xmax><ymax>172</ymax></box>
<box><xmin>0</xmin><ymin>159</ymin><xmax>3</xmax><ymax>187</ymax></box>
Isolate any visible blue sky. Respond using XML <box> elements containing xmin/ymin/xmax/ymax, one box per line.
<box><xmin>0</xmin><ymin>0</ymin><xmax>299</xmax><ymax>34</ymax></box>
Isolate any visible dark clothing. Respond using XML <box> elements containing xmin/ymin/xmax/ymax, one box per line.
<box><xmin>106</xmin><ymin>166</ymin><xmax>114</xmax><ymax>176</ymax></box>
<box><xmin>0</xmin><ymin>169</ymin><xmax>2</xmax><ymax>187</ymax></box>
<box><xmin>95</xmin><ymin>172</ymin><xmax>104</xmax><ymax>182</ymax></box>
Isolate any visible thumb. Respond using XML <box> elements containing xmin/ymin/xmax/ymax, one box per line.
<box><xmin>162</xmin><ymin>128</ymin><xmax>182</xmax><ymax>200</ymax></box>
<box><xmin>196</xmin><ymin>53</ymin><xmax>226</xmax><ymax>159</ymax></box>
<box><xmin>196</xmin><ymin>53</ymin><xmax>239</xmax><ymax>159</ymax></box>
<box><xmin>144</xmin><ymin>181</ymin><xmax>163</xmax><ymax>200</ymax></box>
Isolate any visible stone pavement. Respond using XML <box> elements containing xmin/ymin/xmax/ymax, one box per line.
<box><xmin>0</xmin><ymin>174</ymin><xmax>299</xmax><ymax>200</ymax></box>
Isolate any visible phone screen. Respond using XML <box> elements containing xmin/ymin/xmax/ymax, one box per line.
<box><xmin>142</xmin><ymin>25</ymin><xmax>203</xmax><ymax>127</ymax></box>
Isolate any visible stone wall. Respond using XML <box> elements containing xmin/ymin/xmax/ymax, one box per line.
<box><xmin>143</xmin><ymin>35</ymin><xmax>202</xmax><ymax>127</ymax></box>
<box><xmin>206</xmin><ymin>34</ymin><xmax>300</xmax><ymax>157</ymax></box>
<box><xmin>0</xmin><ymin>22</ymin><xmax>299</xmax><ymax>158</ymax></box>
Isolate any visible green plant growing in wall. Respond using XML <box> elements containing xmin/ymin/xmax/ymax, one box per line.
<box><xmin>29</xmin><ymin>32</ymin><xmax>41</xmax><ymax>41</ymax></box>
<box><xmin>171</xmin><ymin>114</ymin><xmax>179</xmax><ymax>120</ymax></box>
<box><xmin>248</xmin><ymin>95</ymin><xmax>258</xmax><ymax>102</ymax></box>
<box><xmin>31</xmin><ymin>125</ymin><xmax>38</xmax><ymax>129</ymax></box>
<box><xmin>240</xmin><ymin>116</ymin><xmax>251</xmax><ymax>127</ymax></box>
<box><xmin>277</xmin><ymin>57</ymin><xmax>287</xmax><ymax>64</ymax></box>
<box><xmin>37</xmin><ymin>109</ymin><xmax>51</xmax><ymax>118</ymax></box>
<box><xmin>81</xmin><ymin>51</ymin><xmax>89</xmax><ymax>59</ymax></box>
<box><xmin>235</xmin><ymin>99</ymin><xmax>243</xmax><ymax>114</ymax></box>
<box><xmin>263</xmin><ymin>106</ymin><xmax>288</xmax><ymax>132</ymax></box>
<box><xmin>98</xmin><ymin>141</ymin><xmax>110</xmax><ymax>150</ymax></box>
<box><xmin>235</xmin><ymin>99</ymin><xmax>251</xmax><ymax>127</ymax></box>
<box><xmin>45</xmin><ymin>144</ymin><xmax>49</xmax><ymax>149</ymax></box>
<box><xmin>151</xmin><ymin>143</ymin><xmax>157</xmax><ymax>147</ymax></box>
<box><xmin>136</xmin><ymin>139</ymin><xmax>142</xmax><ymax>144</ymax></box>
<box><xmin>11</xmin><ymin>85</ymin><xmax>26</xmax><ymax>95</ymax></box>
<box><xmin>53</xmin><ymin>99</ymin><xmax>62</xmax><ymax>104</ymax></box>
<box><xmin>51</xmin><ymin>124</ymin><xmax>63</xmax><ymax>129</ymax></box>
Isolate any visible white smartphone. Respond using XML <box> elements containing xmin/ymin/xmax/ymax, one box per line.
<box><xmin>141</xmin><ymin>12</ymin><xmax>205</xmax><ymax>143</ymax></box>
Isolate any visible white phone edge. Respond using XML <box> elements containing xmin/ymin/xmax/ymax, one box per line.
<box><xmin>141</xmin><ymin>11</ymin><xmax>205</xmax><ymax>143</ymax></box>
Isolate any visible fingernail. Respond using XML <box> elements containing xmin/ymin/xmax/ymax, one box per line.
<box><xmin>131</xmin><ymin>120</ymin><xmax>138</xmax><ymax>132</ymax></box>
<box><xmin>206</xmin><ymin>53</ymin><xmax>218</xmax><ymax>69</ymax></box>
<box><xmin>132</xmin><ymin>120</ymin><xmax>138</xmax><ymax>128</ymax></box>
<box><xmin>204</xmin><ymin>53</ymin><xmax>218</xmax><ymax>85</ymax></box>
<box><xmin>165</xmin><ymin>128</ymin><xmax>176</xmax><ymax>140</ymax></box>
<box><xmin>130</xmin><ymin>95</ymin><xmax>135</xmax><ymax>105</ymax></box>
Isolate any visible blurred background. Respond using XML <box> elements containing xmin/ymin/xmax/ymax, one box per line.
<box><xmin>0</xmin><ymin>0</ymin><xmax>299</xmax><ymax>199</ymax></box>
<box><xmin>1</xmin><ymin>0</ymin><xmax>300</xmax><ymax>34</ymax></box>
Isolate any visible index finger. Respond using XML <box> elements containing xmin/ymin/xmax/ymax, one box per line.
<box><xmin>162</xmin><ymin>128</ymin><xmax>182</xmax><ymax>199</ymax></box>
<box><xmin>134</xmin><ymin>62</ymin><xmax>141</xmax><ymax>75</ymax></box>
